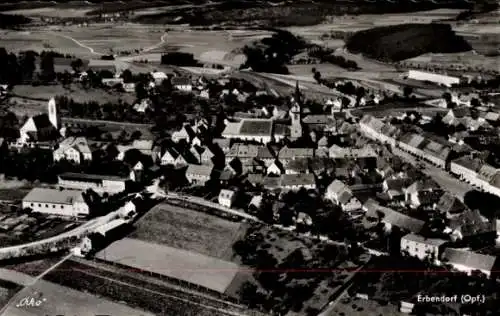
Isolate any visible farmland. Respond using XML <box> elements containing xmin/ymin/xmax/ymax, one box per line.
<box><xmin>129</xmin><ymin>203</ymin><xmax>246</xmax><ymax>261</ymax></box>
<box><xmin>96</xmin><ymin>238</ymin><xmax>241</xmax><ymax>293</ymax></box>
<box><xmin>11</xmin><ymin>84</ymin><xmax>136</xmax><ymax>104</ymax></box>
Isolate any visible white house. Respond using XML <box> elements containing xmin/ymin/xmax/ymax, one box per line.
<box><xmin>400</xmin><ymin>233</ymin><xmax>447</xmax><ymax>263</ymax></box>
<box><xmin>151</xmin><ymin>71</ymin><xmax>168</xmax><ymax>85</ymax></box>
<box><xmin>267</xmin><ymin>160</ymin><xmax>285</xmax><ymax>175</ymax></box>
<box><xmin>172</xmin><ymin>77</ymin><xmax>192</xmax><ymax>92</ymax></box>
<box><xmin>449</xmin><ymin>156</ymin><xmax>483</xmax><ymax>184</ymax></box>
<box><xmin>22</xmin><ymin>188</ymin><xmax>89</xmax><ymax>217</ymax></box>
<box><xmin>218</xmin><ymin>189</ymin><xmax>237</xmax><ymax>208</ymax></box>
<box><xmin>407</xmin><ymin>70</ymin><xmax>460</xmax><ymax>87</ymax></box>
<box><xmin>53</xmin><ymin>137</ymin><xmax>92</xmax><ymax>164</ymax></box>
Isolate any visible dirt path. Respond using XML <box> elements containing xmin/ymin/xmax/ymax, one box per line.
<box><xmin>49</xmin><ymin>32</ymin><xmax>103</xmax><ymax>56</ymax></box>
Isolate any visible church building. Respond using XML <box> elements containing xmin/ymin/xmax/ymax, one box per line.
<box><xmin>18</xmin><ymin>97</ymin><xmax>61</xmax><ymax>144</ymax></box>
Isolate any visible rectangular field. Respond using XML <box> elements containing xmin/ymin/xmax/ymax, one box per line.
<box><xmin>96</xmin><ymin>238</ymin><xmax>240</xmax><ymax>293</ymax></box>
<box><xmin>129</xmin><ymin>203</ymin><xmax>245</xmax><ymax>261</ymax></box>
<box><xmin>2</xmin><ymin>279</ymin><xmax>155</xmax><ymax>316</ymax></box>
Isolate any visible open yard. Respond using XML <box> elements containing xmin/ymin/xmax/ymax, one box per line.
<box><xmin>129</xmin><ymin>203</ymin><xmax>246</xmax><ymax>261</ymax></box>
<box><xmin>96</xmin><ymin>238</ymin><xmax>242</xmax><ymax>293</ymax></box>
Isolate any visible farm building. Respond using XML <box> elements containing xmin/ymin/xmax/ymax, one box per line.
<box><xmin>22</xmin><ymin>188</ymin><xmax>89</xmax><ymax>217</ymax></box>
<box><xmin>406</xmin><ymin>70</ymin><xmax>460</xmax><ymax>87</ymax></box>
<box><xmin>57</xmin><ymin>172</ymin><xmax>129</xmax><ymax>194</ymax></box>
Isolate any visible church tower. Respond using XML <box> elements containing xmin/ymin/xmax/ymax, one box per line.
<box><xmin>48</xmin><ymin>97</ymin><xmax>60</xmax><ymax>130</ymax></box>
<box><xmin>289</xmin><ymin>81</ymin><xmax>303</xmax><ymax>139</ymax></box>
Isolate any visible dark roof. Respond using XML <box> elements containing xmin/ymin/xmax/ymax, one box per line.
<box><xmin>32</xmin><ymin>114</ymin><xmax>54</xmax><ymax>129</ymax></box>
<box><xmin>59</xmin><ymin>172</ymin><xmax>128</xmax><ymax>183</ymax></box>
<box><xmin>442</xmin><ymin>248</ymin><xmax>497</xmax><ymax>272</ymax></box>
<box><xmin>172</xmin><ymin>77</ymin><xmax>191</xmax><ymax>86</ymax></box>
<box><xmin>239</xmin><ymin>119</ymin><xmax>273</xmax><ymax>136</ymax></box>
<box><xmin>436</xmin><ymin>192</ymin><xmax>467</xmax><ymax>215</ymax></box>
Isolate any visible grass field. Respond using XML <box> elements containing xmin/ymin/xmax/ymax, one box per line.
<box><xmin>0</xmin><ymin>30</ymin><xmax>96</xmax><ymax>58</ymax></box>
<box><xmin>11</xmin><ymin>84</ymin><xmax>136</xmax><ymax>104</ymax></box>
<box><xmin>3</xmin><ymin>278</ymin><xmax>155</xmax><ymax>316</ymax></box>
<box><xmin>4</xmin><ymin>7</ymin><xmax>92</xmax><ymax>18</ymax></box>
<box><xmin>130</xmin><ymin>203</ymin><xmax>246</xmax><ymax>262</ymax></box>
<box><xmin>96</xmin><ymin>238</ymin><xmax>241</xmax><ymax>293</ymax></box>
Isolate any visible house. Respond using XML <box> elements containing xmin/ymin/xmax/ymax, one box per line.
<box><xmin>116</xmin><ymin>140</ymin><xmax>155</xmax><ymax>160</ymax></box>
<box><xmin>382</xmin><ymin>178</ymin><xmax>412</xmax><ymax>201</ymax></box>
<box><xmin>133</xmin><ymin>99</ymin><xmax>152</xmax><ymax>113</ymax></box>
<box><xmin>226</xmin><ymin>144</ymin><xmax>259</xmax><ymax>165</ymax></box>
<box><xmin>218</xmin><ymin>189</ymin><xmax>237</xmax><ymax>208</ymax></box>
<box><xmin>285</xmin><ymin>158</ymin><xmax>309</xmax><ymax>175</ymax></box>
<box><xmin>363</xmin><ymin>199</ymin><xmax>425</xmax><ymax>233</ymax></box>
<box><xmin>256</xmin><ymin>146</ymin><xmax>275</xmax><ymax>166</ymax></box>
<box><xmin>278</xmin><ymin>147</ymin><xmax>314</xmax><ymax>164</ymax></box>
<box><xmin>212</xmin><ymin>138</ymin><xmax>231</xmax><ymax>154</ymax></box>
<box><xmin>160</xmin><ymin>147</ymin><xmax>186</xmax><ymax>166</ymax></box>
<box><xmin>267</xmin><ymin>160</ymin><xmax>285</xmax><ymax>176</ymax></box>
<box><xmin>18</xmin><ymin>98</ymin><xmax>60</xmax><ymax>144</ymax></box>
<box><xmin>404</xmin><ymin>178</ymin><xmax>442</xmax><ymax>208</ymax></box>
<box><xmin>359</xmin><ymin>115</ymin><xmax>398</xmax><ymax>147</ymax></box>
<box><xmin>398</xmin><ymin>133</ymin><xmax>426</xmax><ymax>158</ymax></box>
<box><xmin>185</xmin><ymin>164</ymin><xmax>215</xmax><ymax>185</ymax></box>
<box><xmin>171</xmin><ymin>124</ymin><xmax>196</xmax><ymax>143</ymax></box>
<box><xmin>102</xmin><ymin>78</ymin><xmax>124</xmax><ymax>87</ymax></box>
<box><xmin>172</xmin><ymin>77</ymin><xmax>192</xmax><ymax>92</ymax></box>
<box><xmin>450</xmin><ymin>156</ymin><xmax>483</xmax><ymax>184</ymax></box>
<box><xmin>22</xmin><ymin>188</ymin><xmax>89</xmax><ymax>217</ymax></box>
<box><xmin>400</xmin><ymin>233</ymin><xmax>447</xmax><ymax>263</ymax></box>
<box><xmin>477</xmin><ymin>164</ymin><xmax>498</xmax><ymax>192</ymax></box>
<box><xmin>53</xmin><ymin>137</ymin><xmax>93</xmax><ymax>164</ymax></box>
<box><xmin>447</xmin><ymin>209</ymin><xmax>496</xmax><ymax>242</ymax></box>
<box><xmin>325</xmin><ymin>180</ymin><xmax>362</xmax><ymax>211</ymax></box>
<box><xmin>123</xmin><ymin>82</ymin><xmax>136</xmax><ymax>93</ymax></box>
<box><xmin>280</xmin><ymin>174</ymin><xmax>316</xmax><ymax>191</ymax></box>
<box><xmin>441</xmin><ymin>248</ymin><xmax>498</xmax><ymax>278</ymax></box>
<box><xmin>151</xmin><ymin>71</ymin><xmax>168</xmax><ymax>85</ymax></box>
<box><xmin>328</xmin><ymin>144</ymin><xmax>377</xmax><ymax>168</ymax></box>
<box><xmin>421</xmin><ymin>140</ymin><xmax>451</xmax><ymax>169</ymax></box>
<box><xmin>58</xmin><ymin>173</ymin><xmax>129</xmax><ymax>194</ymax></box>
<box><xmin>435</xmin><ymin>192</ymin><xmax>468</xmax><ymax>218</ymax></box>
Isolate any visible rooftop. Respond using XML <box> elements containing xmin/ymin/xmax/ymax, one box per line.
<box><xmin>23</xmin><ymin>188</ymin><xmax>85</xmax><ymax>205</ymax></box>
<box><xmin>239</xmin><ymin>119</ymin><xmax>273</xmax><ymax>136</ymax></box>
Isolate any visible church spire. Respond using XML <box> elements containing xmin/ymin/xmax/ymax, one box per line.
<box><xmin>294</xmin><ymin>81</ymin><xmax>302</xmax><ymax>105</ymax></box>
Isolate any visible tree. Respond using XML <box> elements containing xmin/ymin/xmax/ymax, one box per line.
<box><xmin>135</xmin><ymin>82</ymin><xmax>147</xmax><ymax>100</ymax></box>
<box><xmin>70</xmin><ymin>58</ymin><xmax>83</xmax><ymax>73</ymax></box>
<box><xmin>19</xmin><ymin>51</ymin><xmax>36</xmax><ymax>82</ymax></box>
<box><xmin>121</xmin><ymin>69</ymin><xmax>133</xmax><ymax>83</ymax></box>
<box><xmin>403</xmin><ymin>86</ymin><xmax>413</xmax><ymax>99</ymax></box>
<box><xmin>313</xmin><ymin>71</ymin><xmax>321</xmax><ymax>83</ymax></box>
<box><xmin>40</xmin><ymin>53</ymin><xmax>55</xmax><ymax>82</ymax></box>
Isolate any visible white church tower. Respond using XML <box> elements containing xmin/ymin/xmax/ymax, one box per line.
<box><xmin>48</xmin><ymin>97</ymin><xmax>60</xmax><ymax>130</ymax></box>
<box><xmin>289</xmin><ymin>81</ymin><xmax>303</xmax><ymax>140</ymax></box>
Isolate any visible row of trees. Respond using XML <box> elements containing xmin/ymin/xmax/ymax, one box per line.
<box><xmin>308</xmin><ymin>48</ymin><xmax>359</xmax><ymax>70</ymax></box>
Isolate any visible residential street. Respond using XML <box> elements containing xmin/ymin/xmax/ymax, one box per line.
<box><xmin>392</xmin><ymin>147</ymin><xmax>473</xmax><ymax>201</ymax></box>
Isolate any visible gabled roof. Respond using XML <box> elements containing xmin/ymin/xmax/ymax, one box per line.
<box><xmin>448</xmin><ymin>209</ymin><xmax>493</xmax><ymax>237</ymax></box>
<box><xmin>399</xmin><ymin>133</ymin><xmax>426</xmax><ymax>149</ymax></box>
<box><xmin>227</xmin><ymin>144</ymin><xmax>260</xmax><ymax>158</ymax></box>
<box><xmin>23</xmin><ymin>188</ymin><xmax>85</xmax><ymax>205</ymax></box>
<box><xmin>172</xmin><ymin>77</ymin><xmax>191</xmax><ymax>86</ymax></box>
<box><xmin>436</xmin><ymin>192</ymin><xmax>467</xmax><ymax>215</ymax></box>
<box><xmin>442</xmin><ymin>248</ymin><xmax>497</xmax><ymax>272</ymax></box>
<box><xmin>360</xmin><ymin>115</ymin><xmax>384</xmax><ymax>131</ymax></box>
<box><xmin>302</xmin><ymin>115</ymin><xmax>331</xmax><ymax>125</ymax></box>
<box><xmin>186</xmin><ymin>164</ymin><xmax>213</xmax><ymax>177</ymax></box>
<box><xmin>285</xmin><ymin>158</ymin><xmax>309</xmax><ymax>173</ymax></box>
<box><xmin>32</xmin><ymin>114</ymin><xmax>54</xmax><ymax>130</ymax></box>
<box><xmin>364</xmin><ymin>199</ymin><xmax>425</xmax><ymax>233</ymax></box>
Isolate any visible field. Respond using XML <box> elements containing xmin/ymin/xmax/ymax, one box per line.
<box><xmin>4</xmin><ymin>7</ymin><xmax>92</xmax><ymax>18</ymax></box>
<box><xmin>0</xmin><ymin>206</ymin><xmax>78</xmax><ymax>248</ymax></box>
<box><xmin>2</xmin><ymin>278</ymin><xmax>155</xmax><ymax>316</ymax></box>
<box><xmin>0</xmin><ymin>29</ymin><xmax>97</xmax><ymax>58</ymax></box>
<box><xmin>11</xmin><ymin>84</ymin><xmax>136</xmax><ymax>104</ymax></box>
<box><xmin>129</xmin><ymin>203</ymin><xmax>246</xmax><ymax>261</ymax></box>
<box><xmin>96</xmin><ymin>238</ymin><xmax>241</xmax><ymax>293</ymax></box>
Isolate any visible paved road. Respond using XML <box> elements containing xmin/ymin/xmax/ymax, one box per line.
<box><xmin>393</xmin><ymin>147</ymin><xmax>473</xmax><ymax>201</ymax></box>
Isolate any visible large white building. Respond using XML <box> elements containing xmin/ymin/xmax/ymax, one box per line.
<box><xmin>222</xmin><ymin>118</ymin><xmax>275</xmax><ymax>144</ymax></box>
<box><xmin>18</xmin><ymin>98</ymin><xmax>60</xmax><ymax>145</ymax></box>
<box><xmin>22</xmin><ymin>188</ymin><xmax>89</xmax><ymax>217</ymax></box>
<box><xmin>58</xmin><ymin>173</ymin><xmax>128</xmax><ymax>194</ymax></box>
<box><xmin>407</xmin><ymin>70</ymin><xmax>460</xmax><ymax>87</ymax></box>
<box><xmin>400</xmin><ymin>233</ymin><xmax>447</xmax><ymax>263</ymax></box>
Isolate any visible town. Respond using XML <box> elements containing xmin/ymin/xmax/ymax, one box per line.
<box><xmin>0</xmin><ymin>1</ymin><xmax>499</xmax><ymax>316</ymax></box>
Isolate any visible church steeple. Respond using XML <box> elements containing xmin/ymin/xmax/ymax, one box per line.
<box><xmin>290</xmin><ymin>81</ymin><xmax>303</xmax><ymax>140</ymax></box>
<box><xmin>294</xmin><ymin>81</ymin><xmax>302</xmax><ymax>105</ymax></box>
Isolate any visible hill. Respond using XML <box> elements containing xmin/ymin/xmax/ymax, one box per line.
<box><xmin>345</xmin><ymin>23</ymin><xmax>472</xmax><ymax>62</ymax></box>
